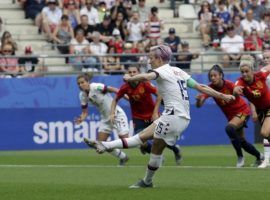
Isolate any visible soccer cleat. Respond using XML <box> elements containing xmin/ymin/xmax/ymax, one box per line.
<box><xmin>258</xmin><ymin>159</ymin><xmax>269</xmax><ymax>168</ymax></box>
<box><xmin>119</xmin><ymin>156</ymin><xmax>129</xmax><ymax>166</ymax></box>
<box><xmin>236</xmin><ymin>157</ymin><xmax>245</xmax><ymax>168</ymax></box>
<box><xmin>174</xmin><ymin>145</ymin><xmax>182</xmax><ymax>165</ymax></box>
<box><xmin>139</xmin><ymin>145</ymin><xmax>147</xmax><ymax>155</ymax></box>
<box><xmin>251</xmin><ymin>154</ymin><xmax>264</xmax><ymax>167</ymax></box>
<box><xmin>83</xmin><ymin>138</ymin><xmax>107</xmax><ymax>154</ymax></box>
<box><xmin>129</xmin><ymin>179</ymin><xmax>153</xmax><ymax>189</ymax></box>
<box><xmin>83</xmin><ymin>138</ymin><xmax>96</xmax><ymax>149</ymax></box>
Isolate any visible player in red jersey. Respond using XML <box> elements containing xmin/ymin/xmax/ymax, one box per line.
<box><xmin>234</xmin><ymin>55</ymin><xmax>270</xmax><ymax>167</ymax></box>
<box><xmin>196</xmin><ymin>64</ymin><xmax>262</xmax><ymax>167</ymax></box>
<box><xmin>110</xmin><ymin>65</ymin><xmax>182</xmax><ymax>165</ymax></box>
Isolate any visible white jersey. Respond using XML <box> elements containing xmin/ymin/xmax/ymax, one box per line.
<box><xmin>154</xmin><ymin>64</ymin><xmax>191</xmax><ymax>120</ymax></box>
<box><xmin>79</xmin><ymin>83</ymin><xmax>124</xmax><ymax>119</ymax></box>
<box><xmin>267</xmin><ymin>76</ymin><xmax>270</xmax><ymax>89</ymax></box>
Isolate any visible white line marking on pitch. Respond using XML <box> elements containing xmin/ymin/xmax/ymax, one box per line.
<box><xmin>0</xmin><ymin>165</ymin><xmax>267</xmax><ymax>169</ymax></box>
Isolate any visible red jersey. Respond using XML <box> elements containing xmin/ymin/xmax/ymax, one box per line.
<box><xmin>235</xmin><ymin>71</ymin><xmax>270</xmax><ymax>110</ymax></box>
<box><xmin>202</xmin><ymin>80</ymin><xmax>250</xmax><ymax>120</ymax></box>
<box><xmin>116</xmin><ymin>81</ymin><xmax>157</xmax><ymax>120</ymax></box>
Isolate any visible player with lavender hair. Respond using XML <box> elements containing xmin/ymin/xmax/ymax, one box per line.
<box><xmin>84</xmin><ymin>44</ymin><xmax>235</xmax><ymax>188</ymax></box>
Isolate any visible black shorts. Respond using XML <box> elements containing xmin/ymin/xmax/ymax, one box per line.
<box><xmin>235</xmin><ymin>113</ymin><xmax>249</xmax><ymax>130</ymax></box>
<box><xmin>257</xmin><ymin>108</ymin><xmax>270</xmax><ymax>126</ymax></box>
<box><xmin>133</xmin><ymin>118</ymin><xmax>152</xmax><ymax>134</ymax></box>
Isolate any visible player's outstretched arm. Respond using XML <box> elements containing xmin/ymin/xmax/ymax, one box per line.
<box><xmin>110</xmin><ymin>97</ymin><xmax>118</xmax><ymax>124</ymax></box>
<box><xmin>74</xmin><ymin>108</ymin><xmax>88</xmax><ymax>124</ymax></box>
<box><xmin>123</xmin><ymin>72</ymin><xmax>157</xmax><ymax>82</ymax></box>
<box><xmin>195</xmin><ymin>94</ymin><xmax>206</xmax><ymax>108</ymax></box>
<box><xmin>187</xmin><ymin>78</ymin><xmax>235</xmax><ymax>103</ymax></box>
<box><xmin>197</xmin><ymin>84</ymin><xmax>235</xmax><ymax>102</ymax></box>
<box><xmin>106</xmin><ymin>86</ymin><xmax>119</xmax><ymax>93</ymax></box>
<box><xmin>152</xmin><ymin>92</ymin><xmax>162</xmax><ymax>121</ymax></box>
<box><xmin>250</xmin><ymin>102</ymin><xmax>258</xmax><ymax>122</ymax></box>
<box><xmin>233</xmin><ymin>86</ymin><xmax>244</xmax><ymax>96</ymax></box>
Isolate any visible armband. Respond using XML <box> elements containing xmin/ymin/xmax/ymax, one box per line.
<box><xmin>187</xmin><ymin>78</ymin><xmax>197</xmax><ymax>88</ymax></box>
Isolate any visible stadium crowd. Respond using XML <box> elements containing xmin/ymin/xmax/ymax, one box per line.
<box><xmin>0</xmin><ymin>0</ymin><xmax>270</xmax><ymax>75</ymax></box>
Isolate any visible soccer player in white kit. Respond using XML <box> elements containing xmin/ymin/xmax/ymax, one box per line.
<box><xmin>84</xmin><ymin>45</ymin><xmax>235</xmax><ymax>188</ymax></box>
<box><xmin>75</xmin><ymin>73</ymin><xmax>129</xmax><ymax>166</ymax></box>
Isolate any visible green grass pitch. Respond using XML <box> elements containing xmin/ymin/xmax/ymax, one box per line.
<box><xmin>0</xmin><ymin>145</ymin><xmax>269</xmax><ymax>200</ymax></box>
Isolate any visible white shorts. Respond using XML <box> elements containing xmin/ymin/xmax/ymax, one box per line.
<box><xmin>98</xmin><ymin>110</ymin><xmax>129</xmax><ymax>136</ymax></box>
<box><xmin>153</xmin><ymin>115</ymin><xmax>190</xmax><ymax>146</ymax></box>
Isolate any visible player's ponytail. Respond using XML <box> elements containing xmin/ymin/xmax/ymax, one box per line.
<box><xmin>239</xmin><ymin>55</ymin><xmax>255</xmax><ymax>70</ymax></box>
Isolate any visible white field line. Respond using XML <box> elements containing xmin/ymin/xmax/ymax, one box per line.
<box><xmin>0</xmin><ymin>164</ymin><xmax>268</xmax><ymax>169</ymax></box>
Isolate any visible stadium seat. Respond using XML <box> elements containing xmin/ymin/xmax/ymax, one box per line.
<box><xmin>178</xmin><ymin>4</ymin><xmax>197</xmax><ymax>19</ymax></box>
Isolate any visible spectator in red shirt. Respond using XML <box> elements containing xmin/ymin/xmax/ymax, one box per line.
<box><xmin>0</xmin><ymin>43</ymin><xmax>20</xmax><ymax>78</ymax></box>
<box><xmin>244</xmin><ymin>28</ymin><xmax>263</xmax><ymax>52</ymax></box>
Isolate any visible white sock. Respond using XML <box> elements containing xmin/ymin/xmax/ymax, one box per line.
<box><xmin>263</xmin><ymin>139</ymin><xmax>270</xmax><ymax>162</ymax></box>
<box><xmin>109</xmin><ymin>149</ymin><xmax>127</xmax><ymax>159</ymax></box>
<box><xmin>102</xmin><ymin>134</ymin><xmax>143</xmax><ymax>149</ymax></box>
<box><xmin>143</xmin><ymin>153</ymin><xmax>162</xmax><ymax>185</ymax></box>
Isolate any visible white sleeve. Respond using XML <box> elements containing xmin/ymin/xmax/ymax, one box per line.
<box><xmin>154</xmin><ymin>67</ymin><xmax>166</xmax><ymax>79</ymax></box>
<box><xmin>91</xmin><ymin>83</ymin><xmax>106</xmax><ymax>92</ymax></box>
<box><xmin>79</xmin><ymin>92</ymin><xmax>88</xmax><ymax>106</ymax></box>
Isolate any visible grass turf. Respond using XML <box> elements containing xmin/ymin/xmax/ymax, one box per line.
<box><xmin>0</xmin><ymin>145</ymin><xmax>269</xmax><ymax>200</ymax></box>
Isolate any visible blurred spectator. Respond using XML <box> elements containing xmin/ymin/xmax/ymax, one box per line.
<box><xmin>52</xmin><ymin>14</ymin><xmax>74</xmax><ymax>54</ymax></box>
<box><xmin>198</xmin><ymin>1</ymin><xmax>212</xmax><ymax>48</ymax></box>
<box><xmin>126</xmin><ymin>11</ymin><xmax>145</xmax><ymax>43</ymax></box>
<box><xmin>103</xmin><ymin>0</ymin><xmax>115</xmax><ymax>10</ymax></box>
<box><xmin>216</xmin><ymin>1</ymin><xmax>231</xmax><ymax>24</ymax></box>
<box><xmin>164</xmin><ymin>28</ymin><xmax>181</xmax><ymax>59</ymax></box>
<box><xmin>80</xmin><ymin>0</ymin><xmax>99</xmax><ymax>25</ymax></box>
<box><xmin>260</xmin><ymin>11</ymin><xmax>270</xmax><ymax>33</ymax></box>
<box><xmin>120</xmin><ymin>42</ymin><xmax>138</xmax><ymax>69</ymax></box>
<box><xmin>244</xmin><ymin>28</ymin><xmax>263</xmax><ymax>51</ymax></box>
<box><xmin>176</xmin><ymin>41</ymin><xmax>199</xmax><ymax>70</ymax></box>
<box><xmin>41</xmin><ymin>0</ymin><xmax>63</xmax><ymax>40</ymax></box>
<box><xmin>89</xmin><ymin>31</ymin><xmax>108</xmax><ymax>68</ymax></box>
<box><xmin>1</xmin><ymin>31</ymin><xmax>18</xmax><ymax>53</ymax></box>
<box><xmin>0</xmin><ymin>43</ymin><xmax>20</xmax><ymax>78</ymax></box>
<box><xmin>0</xmin><ymin>17</ymin><xmax>5</xmax><ymax>41</ymax></box>
<box><xmin>209</xmin><ymin>14</ymin><xmax>226</xmax><ymax>50</ymax></box>
<box><xmin>97</xmin><ymin>1</ymin><xmax>107</xmax><ymax>22</ymax></box>
<box><xmin>62</xmin><ymin>0</ymin><xmax>83</xmax><ymax>9</ymax></box>
<box><xmin>228</xmin><ymin>0</ymin><xmax>246</xmax><ymax>19</ymax></box>
<box><xmin>108</xmin><ymin>28</ymin><xmax>124</xmax><ymax>53</ymax></box>
<box><xmin>232</xmin><ymin>15</ymin><xmax>244</xmax><ymax>37</ymax></box>
<box><xmin>145</xmin><ymin>6</ymin><xmax>164</xmax><ymax>41</ymax></box>
<box><xmin>240</xmin><ymin>0</ymin><xmax>249</xmax><ymax>14</ymax></box>
<box><xmin>74</xmin><ymin>14</ymin><xmax>95</xmax><ymax>42</ymax></box>
<box><xmin>19</xmin><ymin>0</ymin><xmax>46</xmax><ymax>33</ymax></box>
<box><xmin>18</xmin><ymin>46</ymin><xmax>39</xmax><ymax>73</ymax></box>
<box><xmin>132</xmin><ymin>0</ymin><xmax>150</xmax><ymax>23</ymax></box>
<box><xmin>241</xmin><ymin>9</ymin><xmax>261</xmax><ymax>36</ymax></box>
<box><xmin>103</xmin><ymin>46</ymin><xmax>124</xmax><ymax>74</ymax></box>
<box><xmin>111</xmin><ymin>12</ymin><xmax>127</xmax><ymax>40</ymax></box>
<box><xmin>63</xmin><ymin>0</ymin><xmax>81</xmax><ymax>29</ymax></box>
<box><xmin>96</xmin><ymin>15</ymin><xmax>115</xmax><ymax>43</ymax></box>
<box><xmin>247</xmin><ymin>0</ymin><xmax>266</xmax><ymax>22</ymax></box>
<box><xmin>69</xmin><ymin>28</ymin><xmax>97</xmax><ymax>71</ymax></box>
<box><xmin>136</xmin><ymin>40</ymin><xmax>148</xmax><ymax>72</ymax></box>
<box><xmin>145</xmin><ymin>38</ymin><xmax>158</xmax><ymax>52</ymax></box>
<box><xmin>220</xmin><ymin>25</ymin><xmax>244</xmax><ymax>67</ymax></box>
<box><xmin>262</xmin><ymin>27</ymin><xmax>270</xmax><ymax>50</ymax></box>
<box><xmin>110</xmin><ymin>0</ymin><xmax>129</xmax><ymax>21</ymax></box>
